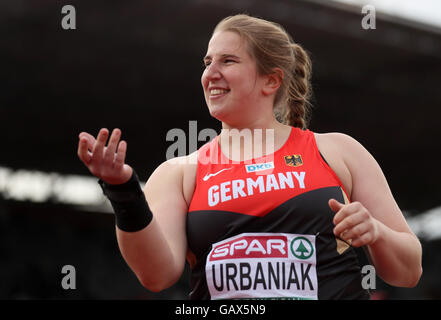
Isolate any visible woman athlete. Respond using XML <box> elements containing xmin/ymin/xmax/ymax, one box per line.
<box><xmin>77</xmin><ymin>14</ymin><xmax>422</xmax><ymax>299</ymax></box>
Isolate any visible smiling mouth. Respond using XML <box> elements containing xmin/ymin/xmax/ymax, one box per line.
<box><xmin>209</xmin><ymin>88</ymin><xmax>230</xmax><ymax>98</ymax></box>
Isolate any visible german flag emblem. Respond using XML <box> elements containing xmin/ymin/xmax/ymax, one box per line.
<box><xmin>284</xmin><ymin>155</ymin><xmax>303</xmax><ymax>167</ymax></box>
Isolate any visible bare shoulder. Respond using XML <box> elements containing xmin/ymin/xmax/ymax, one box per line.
<box><xmin>315</xmin><ymin>132</ymin><xmax>380</xmax><ymax>173</ymax></box>
<box><xmin>314</xmin><ymin>132</ymin><xmax>362</xmax><ymax>151</ymax></box>
<box><xmin>314</xmin><ymin>132</ymin><xmax>374</xmax><ymax>168</ymax></box>
<box><xmin>313</xmin><ymin>132</ymin><xmax>359</xmax><ymax>197</ymax></box>
<box><xmin>144</xmin><ymin>152</ymin><xmax>198</xmax><ymax>210</ymax></box>
<box><xmin>315</xmin><ymin>132</ymin><xmax>412</xmax><ymax>233</ymax></box>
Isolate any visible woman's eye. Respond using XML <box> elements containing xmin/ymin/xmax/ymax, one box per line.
<box><xmin>203</xmin><ymin>59</ymin><xmax>235</xmax><ymax>68</ymax></box>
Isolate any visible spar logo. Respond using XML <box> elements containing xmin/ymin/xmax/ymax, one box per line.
<box><xmin>209</xmin><ymin>235</ymin><xmax>288</xmax><ymax>261</ymax></box>
<box><xmin>208</xmin><ymin>234</ymin><xmax>316</xmax><ymax>261</ymax></box>
<box><xmin>290</xmin><ymin>236</ymin><xmax>314</xmax><ymax>260</ymax></box>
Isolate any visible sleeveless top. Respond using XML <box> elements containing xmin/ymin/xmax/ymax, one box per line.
<box><xmin>186</xmin><ymin>127</ymin><xmax>370</xmax><ymax>300</ymax></box>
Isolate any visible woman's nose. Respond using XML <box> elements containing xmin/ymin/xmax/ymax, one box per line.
<box><xmin>204</xmin><ymin>62</ymin><xmax>222</xmax><ymax>81</ymax></box>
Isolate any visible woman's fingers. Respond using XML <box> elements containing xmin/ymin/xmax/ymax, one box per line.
<box><xmin>332</xmin><ymin>201</ymin><xmax>362</xmax><ymax>226</ymax></box>
<box><xmin>328</xmin><ymin>198</ymin><xmax>344</xmax><ymax>214</ymax></box>
<box><xmin>77</xmin><ymin>137</ymin><xmax>92</xmax><ymax>164</ymax></box>
<box><xmin>340</xmin><ymin>221</ymin><xmax>368</xmax><ymax>242</ymax></box>
<box><xmin>351</xmin><ymin>232</ymin><xmax>374</xmax><ymax>248</ymax></box>
<box><xmin>78</xmin><ymin>128</ymin><xmax>130</xmax><ymax>183</ymax></box>
<box><xmin>91</xmin><ymin>128</ymin><xmax>109</xmax><ymax>163</ymax></box>
<box><xmin>104</xmin><ymin>128</ymin><xmax>121</xmax><ymax>164</ymax></box>
<box><xmin>78</xmin><ymin>132</ymin><xmax>96</xmax><ymax>151</ymax></box>
<box><xmin>114</xmin><ymin>140</ymin><xmax>127</xmax><ymax>170</ymax></box>
<box><xmin>333</xmin><ymin>211</ymin><xmax>363</xmax><ymax>237</ymax></box>
<box><xmin>331</xmin><ymin>201</ymin><xmax>379</xmax><ymax>247</ymax></box>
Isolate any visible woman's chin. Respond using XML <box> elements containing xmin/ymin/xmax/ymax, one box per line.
<box><xmin>208</xmin><ymin>105</ymin><xmax>228</xmax><ymax>122</ymax></box>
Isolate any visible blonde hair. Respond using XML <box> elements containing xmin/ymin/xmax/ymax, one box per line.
<box><xmin>214</xmin><ymin>14</ymin><xmax>313</xmax><ymax>129</ymax></box>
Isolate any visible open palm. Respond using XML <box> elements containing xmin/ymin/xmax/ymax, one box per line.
<box><xmin>77</xmin><ymin>128</ymin><xmax>133</xmax><ymax>185</ymax></box>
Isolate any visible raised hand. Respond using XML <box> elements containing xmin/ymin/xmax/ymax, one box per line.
<box><xmin>77</xmin><ymin>128</ymin><xmax>133</xmax><ymax>185</ymax></box>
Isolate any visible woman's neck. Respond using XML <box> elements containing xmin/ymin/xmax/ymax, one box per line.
<box><xmin>218</xmin><ymin>117</ymin><xmax>292</xmax><ymax>162</ymax></box>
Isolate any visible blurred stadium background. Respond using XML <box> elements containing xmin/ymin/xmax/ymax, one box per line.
<box><xmin>1</xmin><ymin>0</ymin><xmax>440</xmax><ymax>299</ymax></box>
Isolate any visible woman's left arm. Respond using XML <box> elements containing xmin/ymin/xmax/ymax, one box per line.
<box><xmin>329</xmin><ymin>133</ymin><xmax>422</xmax><ymax>288</ymax></box>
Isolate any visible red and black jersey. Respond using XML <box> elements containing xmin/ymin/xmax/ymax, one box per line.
<box><xmin>186</xmin><ymin>127</ymin><xmax>369</xmax><ymax>300</ymax></box>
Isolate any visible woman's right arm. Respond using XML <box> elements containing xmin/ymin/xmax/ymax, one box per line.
<box><xmin>77</xmin><ymin>128</ymin><xmax>188</xmax><ymax>292</ymax></box>
<box><xmin>116</xmin><ymin>159</ymin><xmax>188</xmax><ymax>292</ymax></box>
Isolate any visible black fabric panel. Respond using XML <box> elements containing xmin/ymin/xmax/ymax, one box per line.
<box><xmin>186</xmin><ymin>186</ymin><xmax>369</xmax><ymax>300</ymax></box>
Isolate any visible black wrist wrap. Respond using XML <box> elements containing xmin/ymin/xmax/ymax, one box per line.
<box><xmin>98</xmin><ymin>171</ymin><xmax>153</xmax><ymax>232</ymax></box>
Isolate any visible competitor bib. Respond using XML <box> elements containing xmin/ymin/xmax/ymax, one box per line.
<box><xmin>205</xmin><ymin>233</ymin><xmax>318</xmax><ymax>300</ymax></box>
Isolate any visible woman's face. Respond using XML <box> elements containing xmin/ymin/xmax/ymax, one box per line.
<box><xmin>201</xmin><ymin>31</ymin><xmax>265</xmax><ymax>123</ymax></box>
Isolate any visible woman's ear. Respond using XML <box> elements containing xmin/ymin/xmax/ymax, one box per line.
<box><xmin>262</xmin><ymin>68</ymin><xmax>284</xmax><ymax>96</ymax></box>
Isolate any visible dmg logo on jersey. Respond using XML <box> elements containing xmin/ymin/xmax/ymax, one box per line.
<box><xmin>245</xmin><ymin>162</ymin><xmax>274</xmax><ymax>173</ymax></box>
